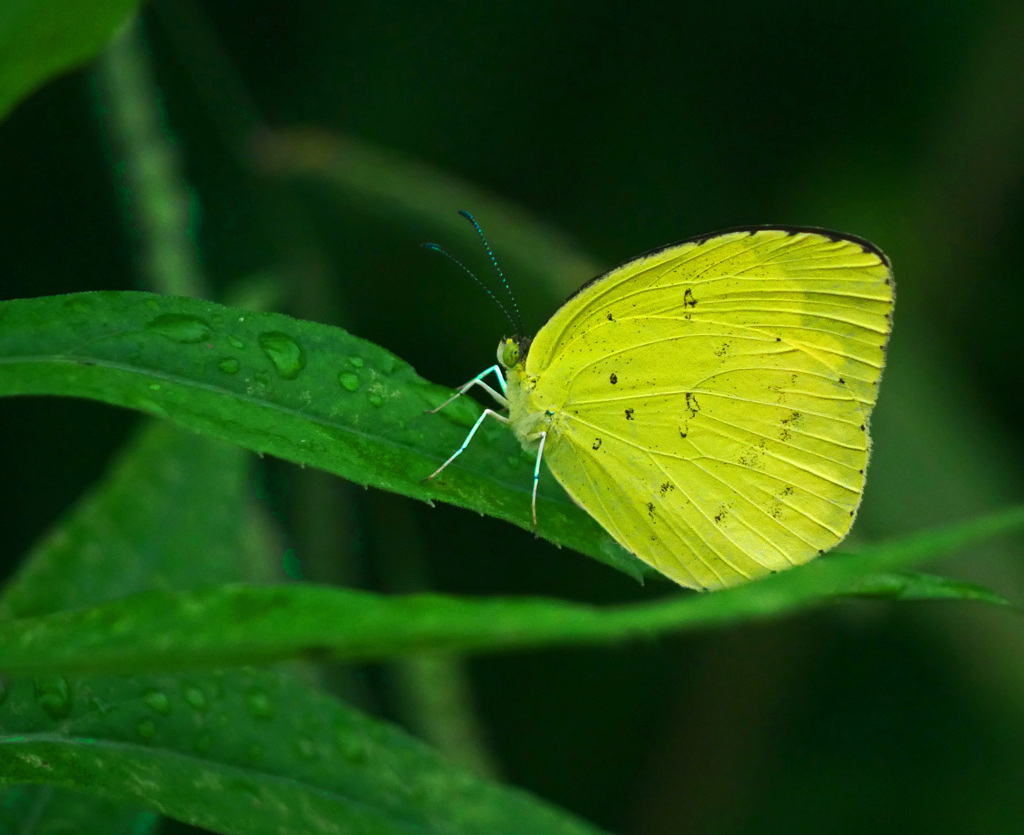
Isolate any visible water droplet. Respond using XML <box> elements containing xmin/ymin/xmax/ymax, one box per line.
<box><xmin>218</xmin><ymin>357</ymin><xmax>240</xmax><ymax>374</ymax></box>
<box><xmin>348</xmin><ymin>356</ymin><xmax>364</xmax><ymax>368</ymax></box>
<box><xmin>136</xmin><ymin>718</ymin><xmax>157</xmax><ymax>740</ymax></box>
<box><xmin>33</xmin><ymin>677</ymin><xmax>72</xmax><ymax>720</ymax></box>
<box><xmin>295</xmin><ymin>737</ymin><xmax>318</xmax><ymax>760</ymax></box>
<box><xmin>338</xmin><ymin>372</ymin><xmax>360</xmax><ymax>392</ymax></box>
<box><xmin>64</xmin><ymin>297</ymin><xmax>93</xmax><ymax>314</ymax></box>
<box><xmin>338</xmin><ymin>735</ymin><xmax>366</xmax><ymax>764</ymax></box>
<box><xmin>142</xmin><ymin>690</ymin><xmax>171</xmax><ymax>715</ymax></box>
<box><xmin>258</xmin><ymin>332</ymin><xmax>306</xmax><ymax>380</ymax></box>
<box><xmin>146</xmin><ymin>313</ymin><xmax>212</xmax><ymax>343</ymax></box>
<box><xmin>194</xmin><ymin>732</ymin><xmax>212</xmax><ymax>753</ymax></box>
<box><xmin>377</xmin><ymin>354</ymin><xmax>400</xmax><ymax>375</ymax></box>
<box><xmin>369</xmin><ymin>394</ymin><xmax>383</xmax><ymax>407</ymax></box>
<box><xmin>183</xmin><ymin>685</ymin><xmax>208</xmax><ymax>711</ymax></box>
<box><xmin>228</xmin><ymin>336</ymin><xmax>245</xmax><ymax>349</ymax></box>
<box><xmin>245</xmin><ymin>688</ymin><xmax>274</xmax><ymax>719</ymax></box>
<box><xmin>149</xmin><ymin>383</ymin><xmax>161</xmax><ymax>391</ymax></box>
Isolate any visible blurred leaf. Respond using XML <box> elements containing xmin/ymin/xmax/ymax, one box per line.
<box><xmin>0</xmin><ymin>421</ymin><xmax>253</xmax><ymax>620</ymax></box>
<box><xmin>844</xmin><ymin>571</ymin><xmax>1016</xmax><ymax>606</ymax></box>
<box><xmin>0</xmin><ymin>291</ymin><xmax>648</xmax><ymax>581</ymax></box>
<box><xmin>0</xmin><ymin>669</ymin><xmax>608</xmax><ymax>835</ymax></box>
<box><xmin>252</xmin><ymin>128</ymin><xmax>599</xmax><ymax>297</ymax></box>
<box><xmin>0</xmin><ymin>0</ymin><xmax>143</xmax><ymax>121</ymax></box>
<box><xmin>0</xmin><ymin>507</ymin><xmax>1019</xmax><ymax>677</ymax></box>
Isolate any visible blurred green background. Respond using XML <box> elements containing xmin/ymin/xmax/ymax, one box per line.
<box><xmin>1</xmin><ymin>1</ymin><xmax>1023</xmax><ymax>833</ymax></box>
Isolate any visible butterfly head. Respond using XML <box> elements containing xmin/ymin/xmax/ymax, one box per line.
<box><xmin>497</xmin><ymin>335</ymin><xmax>531</xmax><ymax>370</ymax></box>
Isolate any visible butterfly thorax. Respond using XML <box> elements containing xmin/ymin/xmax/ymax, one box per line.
<box><xmin>498</xmin><ymin>336</ymin><xmax>558</xmax><ymax>452</ymax></box>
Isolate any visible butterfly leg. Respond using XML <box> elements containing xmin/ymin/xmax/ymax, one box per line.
<box><xmin>425</xmin><ymin>365</ymin><xmax>508</xmax><ymax>414</ymax></box>
<box><xmin>531</xmin><ymin>431</ymin><xmax>547</xmax><ymax>534</ymax></box>
<box><xmin>423</xmin><ymin>408</ymin><xmax>510</xmax><ymax>482</ymax></box>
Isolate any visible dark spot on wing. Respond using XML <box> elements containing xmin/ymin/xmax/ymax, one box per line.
<box><xmin>714</xmin><ymin>342</ymin><xmax>729</xmax><ymax>357</ymax></box>
<box><xmin>610</xmin><ymin>372</ymin><xmax>618</xmax><ymax>385</ymax></box>
<box><xmin>592</xmin><ymin>438</ymin><xmax>602</xmax><ymax>450</ymax></box>
<box><xmin>607</xmin><ymin>312</ymin><xmax>614</xmax><ymax>321</ymax></box>
<box><xmin>659</xmin><ymin>481</ymin><xmax>675</xmax><ymax>495</ymax></box>
<box><xmin>647</xmin><ymin>502</ymin><xmax>655</xmax><ymax>519</ymax></box>
<box><xmin>679</xmin><ymin>427</ymin><xmax>688</xmax><ymax>439</ymax></box>
<box><xmin>685</xmin><ymin>392</ymin><xmax>700</xmax><ymax>418</ymax></box>
<box><xmin>683</xmin><ymin>288</ymin><xmax>697</xmax><ymax>319</ymax></box>
<box><xmin>625</xmin><ymin>408</ymin><xmax>634</xmax><ymax>420</ymax></box>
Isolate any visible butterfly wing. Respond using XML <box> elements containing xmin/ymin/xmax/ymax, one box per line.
<box><xmin>521</xmin><ymin>228</ymin><xmax>894</xmax><ymax>590</ymax></box>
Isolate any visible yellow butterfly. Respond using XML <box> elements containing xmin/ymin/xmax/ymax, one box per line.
<box><xmin>428</xmin><ymin>222</ymin><xmax>894</xmax><ymax>591</ymax></box>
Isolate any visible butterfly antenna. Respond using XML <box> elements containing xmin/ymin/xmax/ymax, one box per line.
<box><xmin>422</xmin><ymin>242</ymin><xmax>519</xmax><ymax>335</ymax></box>
<box><xmin>458</xmin><ymin>210</ymin><xmax>524</xmax><ymax>337</ymax></box>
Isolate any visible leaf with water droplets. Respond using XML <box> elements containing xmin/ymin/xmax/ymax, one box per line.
<box><xmin>0</xmin><ymin>290</ymin><xmax>649</xmax><ymax>582</ymax></box>
<box><xmin>0</xmin><ymin>669</ymin><xmax>609</xmax><ymax>835</ymax></box>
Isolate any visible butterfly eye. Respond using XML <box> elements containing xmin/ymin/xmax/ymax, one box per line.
<box><xmin>498</xmin><ymin>338</ymin><xmax>520</xmax><ymax>369</ymax></box>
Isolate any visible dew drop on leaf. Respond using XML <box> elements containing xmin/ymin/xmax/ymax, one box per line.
<box><xmin>369</xmin><ymin>394</ymin><xmax>383</xmax><ymax>407</ymax></box>
<box><xmin>218</xmin><ymin>357</ymin><xmax>240</xmax><ymax>374</ymax></box>
<box><xmin>146</xmin><ymin>313</ymin><xmax>212</xmax><ymax>343</ymax></box>
<box><xmin>337</xmin><ymin>734</ymin><xmax>367</xmax><ymax>764</ymax></box>
<box><xmin>228</xmin><ymin>336</ymin><xmax>245</xmax><ymax>349</ymax></box>
<box><xmin>348</xmin><ymin>356</ymin><xmax>364</xmax><ymax>368</ymax></box>
<box><xmin>136</xmin><ymin>718</ymin><xmax>157</xmax><ymax>740</ymax></box>
<box><xmin>142</xmin><ymin>690</ymin><xmax>172</xmax><ymax>715</ymax></box>
<box><xmin>258</xmin><ymin>331</ymin><xmax>306</xmax><ymax>380</ymax></box>
<box><xmin>183</xmin><ymin>685</ymin><xmax>208</xmax><ymax>711</ymax></box>
<box><xmin>245</xmin><ymin>688</ymin><xmax>274</xmax><ymax>719</ymax></box>
<box><xmin>338</xmin><ymin>372</ymin><xmax>361</xmax><ymax>392</ymax></box>
<box><xmin>33</xmin><ymin>676</ymin><xmax>72</xmax><ymax>720</ymax></box>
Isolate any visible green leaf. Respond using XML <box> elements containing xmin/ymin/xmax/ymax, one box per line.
<box><xmin>0</xmin><ymin>0</ymin><xmax>143</xmax><ymax>121</ymax></box>
<box><xmin>0</xmin><ymin>290</ymin><xmax>649</xmax><ymax>581</ymax></box>
<box><xmin>0</xmin><ymin>508</ymin><xmax>1019</xmax><ymax>677</ymax></box>
<box><xmin>0</xmin><ymin>420</ymin><xmax>254</xmax><ymax>829</ymax></box>
<box><xmin>0</xmin><ymin>669</ymin><xmax>608</xmax><ymax>835</ymax></box>
<box><xmin>0</xmin><ymin>421</ymin><xmax>254</xmax><ymax>620</ymax></box>
<box><xmin>843</xmin><ymin>571</ymin><xmax>1015</xmax><ymax>605</ymax></box>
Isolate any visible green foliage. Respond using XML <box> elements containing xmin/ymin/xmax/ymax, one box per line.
<box><xmin>0</xmin><ymin>0</ymin><xmax>143</xmax><ymax>120</ymax></box>
<box><xmin>0</xmin><ymin>290</ymin><xmax>646</xmax><ymax>580</ymax></box>
<box><xmin>1</xmin><ymin>5</ymin><xmax>1023</xmax><ymax>835</ymax></box>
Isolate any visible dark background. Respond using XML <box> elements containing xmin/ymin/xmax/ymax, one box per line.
<box><xmin>2</xmin><ymin>2</ymin><xmax>1023</xmax><ymax>833</ymax></box>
